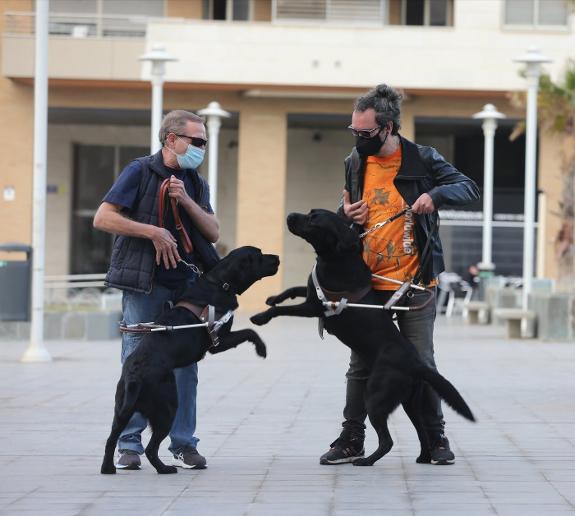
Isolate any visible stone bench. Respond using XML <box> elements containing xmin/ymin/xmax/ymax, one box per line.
<box><xmin>465</xmin><ymin>301</ymin><xmax>490</xmax><ymax>324</ymax></box>
<box><xmin>492</xmin><ymin>308</ymin><xmax>536</xmax><ymax>339</ymax></box>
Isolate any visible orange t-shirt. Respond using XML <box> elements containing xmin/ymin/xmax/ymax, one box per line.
<box><xmin>362</xmin><ymin>147</ymin><xmax>421</xmax><ymax>290</ymax></box>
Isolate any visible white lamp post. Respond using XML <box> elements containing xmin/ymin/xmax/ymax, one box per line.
<box><xmin>197</xmin><ymin>102</ymin><xmax>231</xmax><ymax>215</ymax></box>
<box><xmin>139</xmin><ymin>44</ymin><xmax>177</xmax><ymax>154</ymax></box>
<box><xmin>513</xmin><ymin>47</ymin><xmax>552</xmax><ymax>313</ymax></box>
<box><xmin>22</xmin><ymin>0</ymin><xmax>51</xmax><ymax>362</ymax></box>
<box><xmin>472</xmin><ymin>104</ymin><xmax>505</xmax><ymax>278</ymax></box>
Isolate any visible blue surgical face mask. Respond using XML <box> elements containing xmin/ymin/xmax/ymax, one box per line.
<box><xmin>175</xmin><ymin>140</ymin><xmax>205</xmax><ymax>169</ymax></box>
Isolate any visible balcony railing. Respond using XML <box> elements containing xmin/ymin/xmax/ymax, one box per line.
<box><xmin>3</xmin><ymin>11</ymin><xmax>156</xmax><ymax>38</ymax></box>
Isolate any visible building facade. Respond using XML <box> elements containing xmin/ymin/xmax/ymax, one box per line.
<box><xmin>1</xmin><ymin>0</ymin><xmax>573</xmax><ymax>308</ymax></box>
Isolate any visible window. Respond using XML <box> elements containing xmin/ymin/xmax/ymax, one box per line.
<box><xmin>274</xmin><ymin>0</ymin><xmax>452</xmax><ymax>26</ymax></box>
<box><xmin>504</xmin><ymin>0</ymin><xmax>569</xmax><ymax>27</ymax></box>
<box><xmin>402</xmin><ymin>0</ymin><xmax>452</xmax><ymax>26</ymax></box>
<box><xmin>203</xmin><ymin>0</ymin><xmax>252</xmax><ymax>21</ymax></box>
<box><xmin>274</xmin><ymin>0</ymin><xmax>384</xmax><ymax>24</ymax></box>
<box><xmin>49</xmin><ymin>0</ymin><xmax>165</xmax><ymax>36</ymax></box>
<box><xmin>71</xmin><ymin>144</ymin><xmax>149</xmax><ymax>274</ymax></box>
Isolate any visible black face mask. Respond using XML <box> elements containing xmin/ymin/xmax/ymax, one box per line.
<box><xmin>355</xmin><ymin>129</ymin><xmax>389</xmax><ymax>157</ymax></box>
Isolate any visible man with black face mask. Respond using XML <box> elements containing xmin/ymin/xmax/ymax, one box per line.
<box><xmin>320</xmin><ymin>84</ymin><xmax>479</xmax><ymax>466</ymax></box>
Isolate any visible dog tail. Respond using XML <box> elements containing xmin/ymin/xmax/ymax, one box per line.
<box><xmin>120</xmin><ymin>380</ymin><xmax>142</xmax><ymax>415</ymax></box>
<box><xmin>417</xmin><ymin>367</ymin><xmax>475</xmax><ymax>422</ymax></box>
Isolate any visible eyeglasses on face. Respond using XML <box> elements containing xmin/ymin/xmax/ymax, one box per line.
<box><xmin>175</xmin><ymin>134</ymin><xmax>208</xmax><ymax>148</ymax></box>
<box><xmin>347</xmin><ymin>125</ymin><xmax>381</xmax><ymax>139</ymax></box>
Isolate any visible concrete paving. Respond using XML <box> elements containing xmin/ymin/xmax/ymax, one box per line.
<box><xmin>0</xmin><ymin>313</ymin><xmax>574</xmax><ymax>515</ymax></box>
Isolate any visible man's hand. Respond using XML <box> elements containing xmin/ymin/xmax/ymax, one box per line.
<box><xmin>150</xmin><ymin>226</ymin><xmax>180</xmax><ymax>269</ymax></box>
<box><xmin>342</xmin><ymin>190</ymin><xmax>368</xmax><ymax>225</ymax></box>
<box><xmin>167</xmin><ymin>175</ymin><xmax>190</xmax><ymax>204</ymax></box>
<box><xmin>411</xmin><ymin>193</ymin><xmax>435</xmax><ymax>214</ymax></box>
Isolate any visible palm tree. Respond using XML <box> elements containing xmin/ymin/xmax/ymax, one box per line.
<box><xmin>539</xmin><ymin>62</ymin><xmax>575</xmax><ymax>286</ymax></box>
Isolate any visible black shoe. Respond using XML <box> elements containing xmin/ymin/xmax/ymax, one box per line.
<box><xmin>319</xmin><ymin>436</ymin><xmax>365</xmax><ymax>465</ymax></box>
<box><xmin>172</xmin><ymin>447</ymin><xmax>207</xmax><ymax>469</ymax></box>
<box><xmin>430</xmin><ymin>434</ymin><xmax>455</xmax><ymax>465</ymax></box>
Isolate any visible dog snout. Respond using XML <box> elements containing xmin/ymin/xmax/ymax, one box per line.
<box><xmin>268</xmin><ymin>254</ymin><xmax>280</xmax><ymax>267</ymax></box>
<box><xmin>286</xmin><ymin>212</ymin><xmax>306</xmax><ymax>233</ymax></box>
<box><xmin>263</xmin><ymin>254</ymin><xmax>280</xmax><ymax>274</ymax></box>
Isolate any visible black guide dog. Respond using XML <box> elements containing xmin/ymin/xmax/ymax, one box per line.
<box><xmin>101</xmin><ymin>246</ymin><xmax>280</xmax><ymax>475</ymax></box>
<box><xmin>251</xmin><ymin>210</ymin><xmax>475</xmax><ymax>466</ymax></box>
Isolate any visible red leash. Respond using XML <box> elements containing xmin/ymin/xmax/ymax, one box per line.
<box><xmin>158</xmin><ymin>178</ymin><xmax>193</xmax><ymax>254</ymax></box>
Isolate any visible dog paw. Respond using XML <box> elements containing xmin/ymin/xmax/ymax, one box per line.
<box><xmin>255</xmin><ymin>342</ymin><xmax>267</xmax><ymax>358</ymax></box>
<box><xmin>352</xmin><ymin>457</ymin><xmax>374</xmax><ymax>467</ymax></box>
<box><xmin>157</xmin><ymin>465</ymin><xmax>178</xmax><ymax>474</ymax></box>
<box><xmin>250</xmin><ymin>312</ymin><xmax>270</xmax><ymax>326</ymax></box>
<box><xmin>266</xmin><ymin>295</ymin><xmax>279</xmax><ymax>306</ymax></box>
<box><xmin>416</xmin><ymin>453</ymin><xmax>431</xmax><ymax>464</ymax></box>
<box><xmin>100</xmin><ymin>464</ymin><xmax>116</xmax><ymax>475</ymax></box>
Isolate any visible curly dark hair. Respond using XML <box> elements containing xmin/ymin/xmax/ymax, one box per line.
<box><xmin>353</xmin><ymin>84</ymin><xmax>403</xmax><ymax>135</ymax></box>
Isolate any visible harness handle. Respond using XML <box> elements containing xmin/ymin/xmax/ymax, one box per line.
<box><xmin>359</xmin><ymin>208</ymin><xmax>408</xmax><ymax>238</ymax></box>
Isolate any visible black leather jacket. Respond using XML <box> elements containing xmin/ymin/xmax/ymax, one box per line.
<box><xmin>337</xmin><ymin>135</ymin><xmax>480</xmax><ymax>285</ymax></box>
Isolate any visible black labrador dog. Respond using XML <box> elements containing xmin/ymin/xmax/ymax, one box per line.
<box><xmin>250</xmin><ymin>210</ymin><xmax>474</xmax><ymax>466</ymax></box>
<box><xmin>101</xmin><ymin>246</ymin><xmax>280</xmax><ymax>475</ymax></box>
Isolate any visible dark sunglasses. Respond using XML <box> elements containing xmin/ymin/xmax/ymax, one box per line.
<box><xmin>175</xmin><ymin>134</ymin><xmax>208</xmax><ymax>148</ymax></box>
<box><xmin>347</xmin><ymin>125</ymin><xmax>381</xmax><ymax>139</ymax></box>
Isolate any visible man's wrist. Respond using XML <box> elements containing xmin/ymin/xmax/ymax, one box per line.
<box><xmin>144</xmin><ymin>224</ymin><xmax>158</xmax><ymax>240</ymax></box>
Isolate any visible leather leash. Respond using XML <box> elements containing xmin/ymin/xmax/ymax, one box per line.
<box><xmin>159</xmin><ymin>178</ymin><xmax>194</xmax><ymax>254</ymax></box>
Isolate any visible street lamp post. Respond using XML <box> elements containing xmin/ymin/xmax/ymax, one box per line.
<box><xmin>472</xmin><ymin>104</ymin><xmax>505</xmax><ymax>288</ymax></box>
<box><xmin>22</xmin><ymin>0</ymin><xmax>51</xmax><ymax>362</ymax></box>
<box><xmin>139</xmin><ymin>44</ymin><xmax>177</xmax><ymax>154</ymax></box>
<box><xmin>513</xmin><ymin>48</ymin><xmax>552</xmax><ymax>314</ymax></box>
<box><xmin>197</xmin><ymin>102</ymin><xmax>231</xmax><ymax>215</ymax></box>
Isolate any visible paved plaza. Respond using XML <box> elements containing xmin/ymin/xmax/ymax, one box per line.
<box><xmin>1</xmin><ymin>314</ymin><xmax>574</xmax><ymax>515</ymax></box>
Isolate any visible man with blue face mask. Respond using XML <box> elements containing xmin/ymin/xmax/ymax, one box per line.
<box><xmin>94</xmin><ymin>110</ymin><xmax>220</xmax><ymax>471</ymax></box>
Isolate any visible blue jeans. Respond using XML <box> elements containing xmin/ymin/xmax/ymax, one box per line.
<box><xmin>118</xmin><ymin>282</ymin><xmax>199</xmax><ymax>455</ymax></box>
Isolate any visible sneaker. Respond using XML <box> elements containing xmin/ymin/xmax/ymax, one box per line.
<box><xmin>115</xmin><ymin>450</ymin><xmax>141</xmax><ymax>470</ymax></box>
<box><xmin>172</xmin><ymin>447</ymin><xmax>207</xmax><ymax>469</ymax></box>
<box><xmin>430</xmin><ymin>434</ymin><xmax>455</xmax><ymax>465</ymax></box>
<box><xmin>319</xmin><ymin>436</ymin><xmax>365</xmax><ymax>465</ymax></box>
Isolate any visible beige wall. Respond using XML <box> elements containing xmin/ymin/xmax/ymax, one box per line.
<box><xmin>253</xmin><ymin>0</ymin><xmax>271</xmax><ymax>22</ymax></box>
<box><xmin>0</xmin><ymin>0</ymin><xmax>34</xmax><ymax>260</ymax></box>
<box><xmin>166</xmin><ymin>0</ymin><xmax>203</xmax><ymax>19</ymax></box>
<box><xmin>236</xmin><ymin>101</ymin><xmax>287</xmax><ymax>310</ymax></box>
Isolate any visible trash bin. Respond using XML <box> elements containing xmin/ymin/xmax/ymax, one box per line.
<box><xmin>0</xmin><ymin>243</ymin><xmax>32</xmax><ymax>321</ymax></box>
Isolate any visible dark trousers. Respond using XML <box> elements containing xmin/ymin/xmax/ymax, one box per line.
<box><xmin>341</xmin><ymin>287</ymin><xmax>445</xmax><ymax>440</ymax></box>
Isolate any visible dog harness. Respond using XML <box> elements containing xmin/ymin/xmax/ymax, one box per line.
<box><xmin>311</xmin><ymin>264</ymin><xmax>434</xmax><ymax>339</ymax></box>
<box><xmin>119</xmin><ymin>304</ymin><xmax>234</xmax><ymax>349</ymax></box>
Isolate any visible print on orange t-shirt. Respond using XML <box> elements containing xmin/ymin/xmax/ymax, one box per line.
<box><xmin>361</xmin><ymin>147</ymin><xmax>421</xmax><ymax>290</ymax></box>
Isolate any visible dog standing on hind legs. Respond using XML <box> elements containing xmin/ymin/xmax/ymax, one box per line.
<box><xmin>251</xmin><ymin>210</ymin><xmax>475</xmax><ymax>466</ymax></box>
<box><xmin>101</xmin><ymin>246</ymin><xmax>279</xmax><ymax>474</ymax></box>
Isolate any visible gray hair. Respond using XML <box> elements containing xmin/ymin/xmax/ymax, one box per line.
<box><xmin>354</xmin><ymin>84</ymin><xmax>403</xmax><ymax>135</ymax></box>
<box><xmin>159</xmin><ymin>110</ymin><xmax>204</xmax><ymax>145</ymax></box>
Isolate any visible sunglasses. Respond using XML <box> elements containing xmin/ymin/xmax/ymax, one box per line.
<box><xmin>347</xmin><ymin>125</ymin><xmax>381</xmax><ymax>139</ymax></box>
<box><xmin>175</xmin><ymin>134</ymin><xmax>208</xmax><ymax>148</ymax></box>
